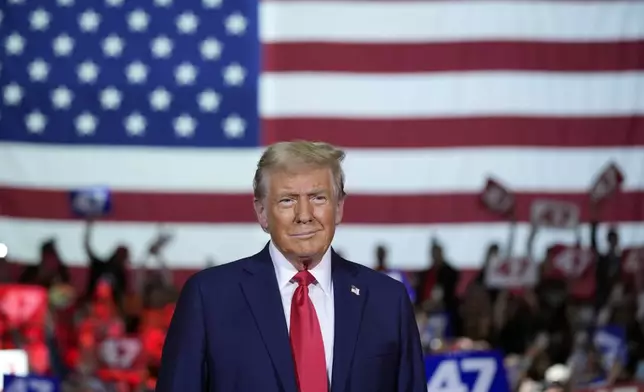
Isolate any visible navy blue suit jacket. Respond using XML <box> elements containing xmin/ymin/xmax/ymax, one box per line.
<box><xmin>156</xmin><ymin>244</ymin><xmax>426</xmax><ymax>392</ymax></box>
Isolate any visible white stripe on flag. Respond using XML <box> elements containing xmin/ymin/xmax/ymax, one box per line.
<box><xmin>2</xmin><ymin>218</ymin><xmax>643</xmax><ymax>268</ymax></box>
<box><xmin>260</xmin><ymin>1</ymin><xmax>644</xmax><ymax>43</ymax></box>
<box><xmin>260</xmin><ymin>72</ymin><xmax>644</xmax><ymax>118</ymax></box>
<box><xmin>1</xmin><ymin>143</ymin><xmax>643</xmax><ymax>193</ymax></box>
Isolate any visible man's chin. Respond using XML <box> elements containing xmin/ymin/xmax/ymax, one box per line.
<box><xmin>292</xmin><ymin>245</ymin><xmax>325</xmax><ymax>262</ymax></box>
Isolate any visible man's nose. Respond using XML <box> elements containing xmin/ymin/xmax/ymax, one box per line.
<box><xmin>294</xmin><ymin>198</ymin><xmax>313</xmax><ymax>223</ymax></box>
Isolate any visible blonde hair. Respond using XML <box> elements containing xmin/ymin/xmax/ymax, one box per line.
<box><xmin>253</xmin><ymin>140</ymin><xmax>347</xmax><ymax>201</ymax></box>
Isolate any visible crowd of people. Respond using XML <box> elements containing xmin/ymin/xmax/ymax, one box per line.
<box><xmin>0</xmin><ymin>220</ymin><xmax>178</xmax><ymax>391</ymax></box>
<box><xmin>0</xmin><ymin>211</ymin><xmax>642</xmax><ymax>391</ymax></box>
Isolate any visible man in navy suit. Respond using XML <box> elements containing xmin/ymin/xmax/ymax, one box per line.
<box><xmin>157</xmin><ymin>141</ymin><xmax>426</xmax><ymax>392</ymax></box>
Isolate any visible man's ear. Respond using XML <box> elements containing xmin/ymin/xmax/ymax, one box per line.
<box><xmin>254</xmin><ymin>198</ymin><xmax>269</xmax><ymax>233</ymax></box>
<box><xmin>335</xmin><ymin>197</ymin><xmax>345</xmax><ymax>226</ymax></box>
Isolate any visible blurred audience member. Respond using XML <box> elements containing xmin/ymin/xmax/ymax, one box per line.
<box><xmin>83</xmin><ymin>220</ymin><xmax>130</xmax><ymax>311</ymax></box>
<box><xmin>417</xmin><ymin>240</ymin><xmax>461</xmax><ymax>335</ymax></box>
<box><xmin>19</xmin><ymin>239</ymin><xmax>70</xmax><ymax>288</ymax></box>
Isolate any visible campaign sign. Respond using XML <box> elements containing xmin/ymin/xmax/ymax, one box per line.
<box><xmin>98</xmin><ymin>336</ymin><xmax>143</xmax><ymax>369</ymax></box>
<box><xmin>545</xmin><ymin>245</ymin><xmax>595</xmax><ymax>299</ymax></box>
<box><xmin>594</xmin><ymin>325</ymin><xmax>627</xmax><ymax>370</ymax></box>
<box><xmin>69</xmin><ymin>187</ymin><xmax>112</xmax><ymax>217</ymax></box>
<box><xmin>0</xmin><ymin>350</ymin><xmax>29</xmax><ymax>390</ymax></box>
<box><xmin>589</xmin><ymin>162</ymin><xmax>624</xmax><ymax>203</ymax></box>
<box><xmin>530</xmin><ymin>199</ymin><xmax>579</xmax><ymax>229</ymax></box>
<box><xmin>3</xmin><ymin>375</ymin><xmax>60</xmax><ymax>392</ymax></box>
<box><xmin>425</xmin><ymin>350</ymin><xmax>509</xmax><ymax>392</ymax></box>
<box><xmin>480</xmin><ymin>178</ymin><xmax>514</xmax><ymax>216</ymax></box>
<box><xmin>0</xmin><ymin>285</ymin><xmax>48</xmax><ymax>328</ymax></box>
<box><xmin>422</xmin><ymin>312</ymin><xmax>451</xmax><ymax>342</ymax></box>
<box><xmin>484</xmin><ymin>256</ymin><xmax>538</xmax><ymax>289</ymax></box>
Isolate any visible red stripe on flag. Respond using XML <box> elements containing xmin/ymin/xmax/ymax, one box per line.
<box><xmin>264</xmin><ymin>41</ymin><xmax>644</xmax><ymax>73</ymax></box>
<box><xmin>1</xmin><ymin>261</ymin><xmax>482</xmax><ymax>296</ymax></box>
<box><xmin>1</xmin><ymin>187</ymin><xmax>642</xmax><ymax>224</ymax></box>
<box><xmin>262</xmin><ymin>117</ymin><xmax>644</xmax><ymax>148</ymax></box>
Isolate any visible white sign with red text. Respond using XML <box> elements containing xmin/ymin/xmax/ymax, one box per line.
<box><xmin>530</xmin><ymin>199</ymin><xmax>580</xmax><ymax>229</ymax></box>
<box><xmin>480</xmin><ymin>178</ymin><xmax>515</xmax><ymax>215</ymax></box>
<box><xmin>550</xmin><ymin>247</ymin><xmax>594</xmax><ymax>278</ymax></box>
<box><xmin>98</xmin><ymin>337</ymin><xmax>142</xmax><ymax>369</ymax></box>
<box><xmin>484</xmin><ymin>256</ymin><xmax>538</xmax><ymax>288</ymax></box>
<box><xmin>590</xmin><ymin>163</ymin><xmax>624</xmax><ymax>203</ymax></box>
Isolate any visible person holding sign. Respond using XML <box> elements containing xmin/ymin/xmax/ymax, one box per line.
<box><xmin>158</xmin><ymin>141</ymin><xmax>426</xmax><ymax>392</ymax></box>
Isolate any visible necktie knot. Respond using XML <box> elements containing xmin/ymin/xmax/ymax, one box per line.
<box><xmin>292</xmin><ymin>270</ymin><xmax>316</xmax><ymax>287</ymax></box>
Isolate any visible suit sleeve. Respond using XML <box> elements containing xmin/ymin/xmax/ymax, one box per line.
<box><xmin>157</xmin><ymin>275</ymin><xmax>208</xmax><ymax>392</ymax></box>
<box><xmin>397</xmin><ymin>284</ymin><xmax>427</xmax><ymax>392</ymax></box>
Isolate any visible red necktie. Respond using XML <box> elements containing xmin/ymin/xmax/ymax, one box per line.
<box><xmin>290</xmin><ymin>270</ymin><xmax>328</xmax><ymax>392</ymax></box>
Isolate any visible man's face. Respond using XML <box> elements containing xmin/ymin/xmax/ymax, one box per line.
<box><xmin>255</xmin><ymin>167</ymin><xmax>343</xmax><ymax>265</ymax></box>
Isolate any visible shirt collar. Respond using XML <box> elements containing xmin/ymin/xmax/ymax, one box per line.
<box><xmin>269</xmin><ymin>241</ymin><xmax>333</xmax><ymax>296</ymax></box>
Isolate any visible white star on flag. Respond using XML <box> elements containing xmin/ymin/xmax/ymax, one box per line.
<box><xmin>53</xmin><ymin>34</ymin><xmax>74</xmax><ymax>57</ymax></box>
<box><xmin>175</xmin><ymin>63</ymin><xmax>198</xmax><ymax>85</ymax></box>
<box><xmin>176</xmin><ymin>12</ymin><xmax>199</xmax><ymax>34</ymax></box>
<box><xmin>202</xmin><ymin>0</ymin><xmax>223</xmax><ymax>8</ymax></box>
<box><xmin>26</xmin><ymin>111</ymin><xmax>47</xmax><ymax>134</ymax></box>
<box><xmin>151</xmin><ymin>36</ymin><xmax>173</xmax><ymax>59</ymax></box>
<box><xmin>128</xmin><ymin>9</ymin><xmax>150</xmax><ymax>32</ymax></box>
<box><xmin>100</xmin><ymin>87</ymin><xmax>122</xmax><ymax>110</ymax></box>
<box><xmin>225</xmin><ymin>12</ymin><xmax>247</xmax><ymax>36</ymax></box>
<box><xmin>200</xmin><ymin>38</ymin><xmax>222</xmax><ymax>60</ymax></box>
<box><xmin>75</xmin><ymin>112</ymin><xmax>98</xmax><ymax>135</ymax></box>
<box><xmin>126</xmin><ymin>61</ymin><xmax>148</xmax><ymax>84</ymax></box>
<box><xmin>174</xmin><ymin>114</ymin><xmax>197</xmax><ymax>138</ymax></box>
<box><xmin>223</xmin><ymin>63</ymin><xmax>245</xmax><ymax>86</ymax></box>
<box><xmin>29</xmin><ymin>8</ymin><xmax>51</xmax><ymax>31</ymax></box>
<box><xmin>57</xmin><ymin>0</ymin><xmax>74</xmax><ymax>6</ymax></box>
<box><xmin>222</xmin><ymin>114</ymin><xmax>245</xmax><ymax>139</ymax></box>
<box><xmin>28</xmin><ymin>59</ymin><xmax>50</xmax><ymax>82</ymax></box>
<box><xmin>5</xmin><ymin>33</ymin><xmax>26</xmax><ymax>56</ymax></box>
<box><xmin>154</xmin><ymin>0</ymin><xmax>172</xmax><ymax>7</ymax></box>
<box><xmin>77</xmin><ymin>60</ymin><xmax>100</xmax><ymax>84</ymax></box>
<box><xmin>149</xmin><ymin>88</ymin><xmax>172</xmax><ymax>111</ymax></box>
<box><xmin>78</xmin><ymin>10</ymin><xmax>101</xmax><ymax>33</ymax></box>
<box><xmin>105</xmin><ymin>0</ymin><xmax>123</xmax><ymax>6</ymax></box>
<box><xmin>51</xmin><ymin>86</ymin><xmax>74</xmax><ymax>109</ymax></box>
<box><xmin>3</xmin><ymin>83</ymin><xmax>23</xmax><ymax>106</ymax></box>
<box><xmin>125</xmin><ymin>113</ymin><xmax>147</xmax><ymax>136</ymax></box>
<box><xmin>102</xmin><ymin>34</ymin><xmax>124</xmax><ymax>57</ymax></box>
<box><xmin>197</xmin><ymin>90</ymin><xmax>220</xmax><ymax>112</ymax></box>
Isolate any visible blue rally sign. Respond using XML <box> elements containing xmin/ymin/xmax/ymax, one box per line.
<box><xmin>69</xmin><ymin>186</ymin><xmax>112</xmax><ymax>217</ymax></box>
<box><xmin>425</xmin><ymin>350</ymin><xmax>510</xmax><ymax>392</ymax></box>
<box><xmin>3</xmin><ymin>374</ymin><xmax>60</xmax><ymax>392</ymax></box>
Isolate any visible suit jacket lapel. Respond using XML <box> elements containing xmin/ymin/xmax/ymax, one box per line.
<box><xmin>240</xmin><ymin>244</ymin><xmax>298</xmax><ymax>392</ymax></box>
<box><xmin>330</xmin><ymin>251</ymin><xmax>367</xmax><ymax>392</ymax></box>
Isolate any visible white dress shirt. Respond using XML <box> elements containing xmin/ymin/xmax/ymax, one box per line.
<box><xmin>270</xmin><ymin>241</ymin><xmax>335</xmax><ymax>382</ymax></box>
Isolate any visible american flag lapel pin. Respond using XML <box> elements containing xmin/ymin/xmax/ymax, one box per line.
<box><xmin>350</xmin><ymin>285</ymin><xmax>360</xmax><ymax>296</ymax></box>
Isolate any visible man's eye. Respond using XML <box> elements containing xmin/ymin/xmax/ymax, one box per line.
<box><xmin>279</xmin><ymin>199</ymin><xmax>293</xmax><ymax>205</ymax></box>
<box><xmin>313</xmin><ymin>196</ymin><xmax>327</xmax><ymax>202</ymax></box>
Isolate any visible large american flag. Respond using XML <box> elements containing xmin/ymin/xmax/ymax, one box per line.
<box><xmin>0</xmin><ymin>0</ymin><xmax>643</xmax><ymax>270</ymax></box>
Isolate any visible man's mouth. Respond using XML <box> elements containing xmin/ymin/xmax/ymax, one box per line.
<box><xmin>291</xmin><ymin>231</ymin><xmax>317</xmax><ymax>239</ymax></box>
